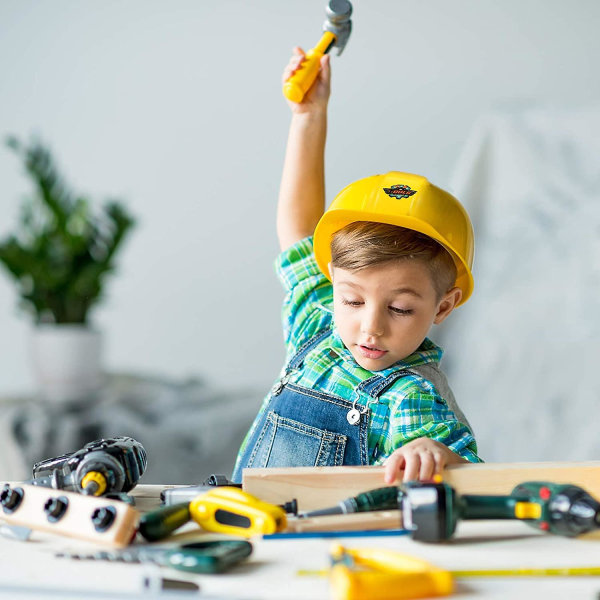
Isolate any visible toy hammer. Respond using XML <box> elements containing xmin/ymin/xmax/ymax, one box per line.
<box><xmin>283</xmin><ymin>0</ymin><xmax>353</xmax><ymax>103</ymax></box>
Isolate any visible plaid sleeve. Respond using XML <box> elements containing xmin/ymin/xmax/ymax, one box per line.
<box><xmin>374</xmin><ymin>392</ymin><xmax>482</xmax><ymax>464</ymax></box>
<box><xmin>274</xmin><ymin>236</ymin><xmax>333</xmax><ymax>358</ymax></box>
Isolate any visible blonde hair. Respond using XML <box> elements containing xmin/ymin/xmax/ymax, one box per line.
<box><xmin>330</xmin><ymin>222</ymin><xmax>457</xmax><ymax>298</ymax></box>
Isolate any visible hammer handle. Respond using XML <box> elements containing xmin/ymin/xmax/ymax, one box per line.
<box><xmin>283</xmin><ymin>31</ymin><xmax>336</xmax><ymax>103</ymax></box>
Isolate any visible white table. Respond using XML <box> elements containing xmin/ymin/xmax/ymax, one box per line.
<box><xmin>0</xmin><ymin>485</ymin><xmax>599</xmax><ymax>599</ymax></box>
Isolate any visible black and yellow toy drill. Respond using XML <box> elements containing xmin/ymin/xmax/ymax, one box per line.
<box><xmin>29</xmin><ymin>436</ymin><xmax>147</xmax><ymax>497</ymax></box>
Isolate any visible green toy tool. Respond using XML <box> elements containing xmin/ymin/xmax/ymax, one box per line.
<box><xmin>299</xmin><ymin>486</ymin><xmax>400</xmax><ymax>517</ymax></box>
<box><xmin>301</xmin><ymin>480</ymin><xmax>600</xmax><ymax>543</ymax></box>
<box><xmin>402</xmin><ymin>480</ymin><xmax>600</xmax><ymax>542</ymax></box>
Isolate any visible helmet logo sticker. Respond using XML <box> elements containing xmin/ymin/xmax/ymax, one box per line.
<box><xmin>383</xmin><ymin>184</ymin><xmax>417</xmax><ymax>199</ymax></box>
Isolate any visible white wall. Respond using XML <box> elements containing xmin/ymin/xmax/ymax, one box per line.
<box><xmin>1</xmin><ymin>0</ymin><xmax>599</xmax><ymax>398</ymax></box>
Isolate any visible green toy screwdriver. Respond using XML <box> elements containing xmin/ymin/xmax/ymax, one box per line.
<box><xmin>299</xmin><ymin>486</ymin><xmax>400</xmax><ymax>518</ymax></box>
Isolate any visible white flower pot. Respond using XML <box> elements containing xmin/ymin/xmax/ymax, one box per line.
<box><xmin>30</xmin><ymin>324</ymin><xmax>103</xmax><ymax>402</ymax></box>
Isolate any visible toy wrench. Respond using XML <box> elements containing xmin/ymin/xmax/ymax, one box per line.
<box><xmin>56</xmin><ymin>540</ymin><xmax>252</xmax><ymax>574</ymax></box>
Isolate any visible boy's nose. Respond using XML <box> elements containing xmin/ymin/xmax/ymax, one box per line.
<box><xmin>361</xmin><ymin>309</ymin><xmax>385</xmax><ymax>337</ymax></box>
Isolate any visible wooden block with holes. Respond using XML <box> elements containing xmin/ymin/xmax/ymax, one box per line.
<box><xmin>0</xmin><ymin>483</ymin><xmax>140</xmax><ymax>547</ymax></box>
<box><xmin>242</xmin><ymin>462</ymin><xmax>600</xmax><ymax>512</ymax></box>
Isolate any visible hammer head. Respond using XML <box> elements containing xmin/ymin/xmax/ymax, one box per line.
<box><xmin>323</xmin><ymin>0</ymin><xmax>352</xmax><ymax>56</ymax></box>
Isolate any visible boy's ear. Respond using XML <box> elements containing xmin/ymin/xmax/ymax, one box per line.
<box><xmin>433</xmin><ymin>287</ymin><xmax>462</xmax><ymax>324</ymax></box>
<box><xmin>328</xmin><ymin>262</ymin><xmax>334</xmax><ymax>280</ymax></box>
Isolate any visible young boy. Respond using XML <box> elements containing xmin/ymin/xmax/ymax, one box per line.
<box><xmin>232</xmin><ymin>49</ymin><xmax>481</xmax><ymax>485</ymax></box>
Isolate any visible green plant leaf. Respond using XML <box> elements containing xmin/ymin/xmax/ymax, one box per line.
<box><xmin>0</xmin><ymin>136</ymin><xmax>137</xmax><ymax>323</ymax></box>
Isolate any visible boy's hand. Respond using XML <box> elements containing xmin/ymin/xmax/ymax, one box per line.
<box><xmin>383</xmin><ymin>438</ymin><xmax>468</xmax><ymax>484</ymax></box>
<box><xmin>283</xmin><ymin>47</ymin><xmax>331</xmax><ymax>114</ymax></box>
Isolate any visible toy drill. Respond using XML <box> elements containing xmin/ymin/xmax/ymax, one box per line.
<box><xmin>283</xmin><ymin>0</ymin><xmax>353</xmax><ymax>103</ymax></box>
<box><xmin>402</xmin><ymin>480</ymin><xmax>600</xmax><ymax>542</ymax></box>
<box><xmin>302</xmin><ymin>480</ymin><xmax>600</xmax><ymax>542</ymax></box>
<box><xmin>29</xmin><ymin>436</ymin><xmax>147</xmax><ymax>497</ymax></box>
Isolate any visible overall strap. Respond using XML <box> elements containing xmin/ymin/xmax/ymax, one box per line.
<box><xmin>287</xmin><ymin>328</ymin><xmax>333</xmax><ymax>371</ymax></box>
<box><xmin>346</xmin><ymin>369</ymin><xmax>412</xmax><ymax>423</ymax></box>
<box><xmin>355</xmin><ymin>370</ymin><xmax>412</xmax><ymax>399</ymax></box>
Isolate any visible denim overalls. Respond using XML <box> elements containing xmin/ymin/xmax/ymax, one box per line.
<box><xmin>232</xmin><ymin>328</ymin><xmax>469</xmax><ymax>483</ymax></box>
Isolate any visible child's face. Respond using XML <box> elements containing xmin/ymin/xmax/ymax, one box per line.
<box><xmin>330</xmin><ymin>260</ymin><xmax>461</xmax><ymax>371</ymax></box>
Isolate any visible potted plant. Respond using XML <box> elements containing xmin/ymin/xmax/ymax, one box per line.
<box><xmin>0</xmin><ymin>136</ymin><xmax>136</xmax><ymax>401</ymax></box>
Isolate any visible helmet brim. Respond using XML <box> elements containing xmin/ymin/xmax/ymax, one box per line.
<box><xmin>314</xmin><ymin>209</ymin><xmax>474</xmax><ymax>306</ymax></box>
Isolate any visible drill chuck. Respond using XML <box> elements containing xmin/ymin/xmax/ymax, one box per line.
<box><xmin>512</xmin><ymin>482</ymin><xmax>600</xmax><ymax>537</ymax></box>
<box><xmin>80</xmin><ymin>471</ymin><xmax>108</xmax><ymax>496</ymax></box>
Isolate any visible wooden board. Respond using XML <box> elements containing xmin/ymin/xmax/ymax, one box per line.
<box><xmin>285</xmin><ymin>510</ymin><xmax>402</xmax><ymax>533</ymax></box>
<box><xmin>130</xmin><ymin>483</ymin><xmax>169</xmax><ymax>513</ymax></box>
<box><xmin>0</xmin><ymin>483</ymin><xmax>140</xmax><ymax>547</ymax></box>
<box><xmin>242</xmin><ymin>462</ymin><xmax>600</xmax><ymax>511</ymax></box>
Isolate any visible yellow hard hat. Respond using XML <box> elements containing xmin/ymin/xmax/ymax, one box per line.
<box><xmin>313</xmin><ymin>171</ymin><xmax>474</xmax><ymax>305</ymax></box>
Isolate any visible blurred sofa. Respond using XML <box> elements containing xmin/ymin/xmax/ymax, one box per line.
<box><xmin>1</xmin><ymin>373</ymin><xmax>261</xmax><ymax>484</ymax></box>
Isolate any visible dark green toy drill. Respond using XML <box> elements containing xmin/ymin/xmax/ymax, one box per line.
<box><xmin>301</xmin><ymin>480</ymin><xmax>600</xmax><ymax>542</ymax></box>
<box><xmin>400</xmin><ymin>480</ymin><xmax>600</xmax><ymax>542</ymax></box>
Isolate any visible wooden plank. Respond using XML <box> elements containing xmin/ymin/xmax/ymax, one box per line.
<box><xmin>242</xmin><ymin>462</ymin><xmax>600</xmax><ymax>511</ymax></box>
<box><xmin>130</xmin><ymin>484</ymin><xmax>169</xmax><ymax>513</ymax></box>
<box><xmin>285</xmin><ymin>510</ymin><xmax>402</xmax><ymax>533</ymax></box>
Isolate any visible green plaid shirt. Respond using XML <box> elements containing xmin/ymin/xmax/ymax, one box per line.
<box><xmin>235</xmin><ymin>236</ymin><xmax>481</xmax><ymax>466</ymax></box>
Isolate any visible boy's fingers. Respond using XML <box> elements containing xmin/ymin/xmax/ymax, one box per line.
<box><xmin>283</xmin><ymin>54</ymin><xmax>306</xmax><ymax>83</ymax></box>
<box><xmin>432</xmin><ymin>451</ymin><xmax>447</xmax><ymax>475</ymax></box>
<box><xmin>283</xmin><ymin>63</ymin><xmax>304</xmax><ymax>83</ymax></box>
<box><xmin>383</xmin><ymin>453</ymin><xmax>405</xmax><ymax>484</ymax></box>
<box><xmin>319</xmin><ymin>54</ymin><xmax>331</xmax><ymax>81</ymax></box>
<box><xmin>418</xmin><ymin>451</ymin><xmax>435</xmax><ymax>481</ymax></box>
<box><xmin>282</xmin><ymin>67</ymin><xmax>295</xmax><ymax>83</ymax></box>
<box><xmin>402</xmin><ymin>455</ymin><xmax>420</xmax><ymax>482</ymax></box>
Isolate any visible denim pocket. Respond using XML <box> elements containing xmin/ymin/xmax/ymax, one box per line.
<box><xmin>247</xmin><ymin>411</ymin><xmax>347</xmax><ymax>469</ymax></box>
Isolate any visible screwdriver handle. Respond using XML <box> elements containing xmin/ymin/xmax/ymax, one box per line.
<box><xmin>139</xmin><ymin>502</ymin><xmax>191</xmax><ymax>541</ymax></box>
<box><xmin>301</xmin><ymin>486</ymin><xmax>399</xmax><ymax>518</ymax></box>
<box><xmin>351</xmin><ymin>486</ymin><xmax>400</xmax><ymax>512</ymax></box>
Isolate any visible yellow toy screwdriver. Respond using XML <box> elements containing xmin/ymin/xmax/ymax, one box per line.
<box><xmin>283</xmin><ymin>0</ymin><xmax>353</xmax><ymax>103</ymax></box>
<box><xmin>139</xmin><ymin>487</ymin><xmax>288</xmax><ymax>541</ymax></box>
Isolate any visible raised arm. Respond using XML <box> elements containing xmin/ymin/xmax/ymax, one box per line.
<box><xmin>277</xmin><ymin>48</ymin><xmax>331</xmax><ymax>251</ymax></box>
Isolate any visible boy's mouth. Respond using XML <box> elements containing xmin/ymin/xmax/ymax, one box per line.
<box><xmin>357</xmin><ymin>344</ymin><xmax>388</xmax><ymax>359</ymax></box>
